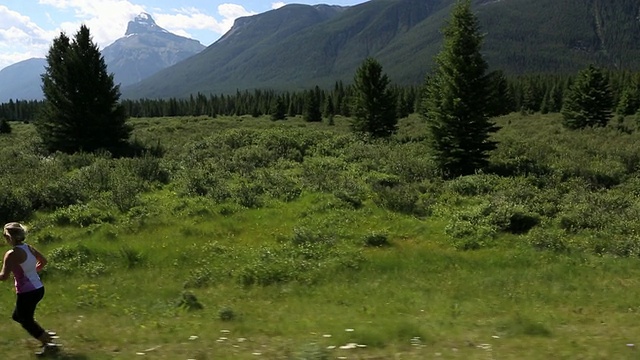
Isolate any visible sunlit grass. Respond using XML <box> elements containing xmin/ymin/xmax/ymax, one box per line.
<box><xmin>3</xmin><ymin>190</ymin><xmax>640</xmax><ymax>359</ymax></box>
<box><xmin>2</xmin><ymin>113</ymin><xmax>640</xmax><ymax>359</ymax></box>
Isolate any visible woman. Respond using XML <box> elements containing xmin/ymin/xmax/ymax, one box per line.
<box><xmin>0</xmin><ymin>222</ymin><xmax>59</xmax><ymax>356</ymax></box>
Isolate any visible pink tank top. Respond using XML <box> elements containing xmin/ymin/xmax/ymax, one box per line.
<box><xmin>12</xmin><ymin>244</ymin><xmax>43</xmax><ymax>293</ymax></box>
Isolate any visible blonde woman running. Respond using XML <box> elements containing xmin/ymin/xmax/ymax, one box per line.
<box><xmin>0</xmin><ymin>222</ymin><xmax>59</xmax><ymax>356</ymax></box>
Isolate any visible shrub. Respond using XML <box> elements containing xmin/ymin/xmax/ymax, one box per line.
<box><xmin>184</xmin><ymin>267</ymin><xmax>214</xmax><ymax>289</ymax></box>
<box><xmin>32</xmin><ymin>231</ymin><xmax>63</xmax><ymax>245</ymax></box>
<box><xmin>218</xmin><ymin>307</ymin><xmax>236</xmax><ymax>321</ymax></box>
<box><xmin>301</xmin><ymin>156</ymin><xmax>349</xmax><ymax>192</ymax></box>
<box><xmin>372</xmin><ymin>182</ymin><xmax>428</xmax><ymax>216</ymax></box>
<box><xmin>527</xmin><ymin>226</ymin><xmax>570</xmax><ymax>253</ymax></box>
<box><xmin>383</xmin><ymin>143</ymin><xmax>438</xmax><ymax>182</ymax></box>
<box><xmin>254</xmin><ymin>168</ymin><xmax>302</xmax><ymax>202</ymax></box>
<box><xmin>174</xmin><ymin>163</ymin><xmax>231</xmax><ymax>201</ymax></box>
<box><xmin>229</xmin><ymin>178</ymin><xmax>265</xmax><ymax>208</ymax></box>
<box><xmin>119</xmin><ymin>246</ymin><xmax>146</xmax><ymax>269</ymax></box>
<box><xmin>445</xmin><ymin>204</ymin><xmax>498</xmax><ymax>250</ymax></box>
<box><xmin>230</xmin><ymin>145</ymin><xmax>274</xmax><ymax>175</ymax></box>
<box><xmin>51</xmin><ymin>204</ymin><xmax>116</xmax><ymax>227</ymax></box>
<box><xmin>0</xmin><ymin>118</ymin><xmax>11</xmax><ymax>134</ymax></box>
<box><xmin>0</xmin><ymin>187</ymin><xmax>33</xmax><ymax>224</ymax></box>
<box><xmin>363</xmin><ymin>232</ymin><xmax>390</xmax><ymax>247</ymax></box>
<box><xmin>256</xmin><ymin>128</ymin><xmax>309</xmax><ymax>162</ymax></box>
<box><xmin>177</xmin><ymin>291</ymin><xmax>203</xmax><ymax>311</ymax></box>
<box><xmin>110</xmin><ymin>165</ymin><xmax>145</xmax><ymax>212</ymax></box>
<box><xmin>487</xmin><ymin>197</ymin><xmax>540</xmax><ymax>234</ymax></box>
<box><xmin>557</xmin><ymin>190</ymin><xmax>632</xmax><ymax>233</ymax></box>
<box><xmin>48</xmin><ymin>244</ymin><xmax>97</xmax><ymax>275</ymax></box>
<box><xmin>332</xmin><ymin>173</ymin><xmax>368</xmax><ymax>209</ymax></box>
<box><xmin>447</xmin><ymin>174</ymin><xmax>501</xmax><ymax>196</ymax></box>
<box><xmin>125</xmin><ymin>153</ymin><xmax>169</xmax><ymax>184</ymax></box>
<box><xmin>32</xmin><ymin>176</ymin><xmax>88</xmax><ymax>210</ymax></box>
<box><xmin>237</xmin><ymin>243</ymin><xmax>364</xmax><ymax>286</ymax></box>
<box><xmin>291</xmin><ymin>226</ymin><xmax>336</xmax><ymax>246</ymax></box>
<box><xmin>588</xmin><ymin>233</ymin><xmax>640</xmax><ymax>257</ymax></box>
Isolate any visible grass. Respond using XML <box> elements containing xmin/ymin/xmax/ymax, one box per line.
<box><xmin>2</xmin><ymin>113</ymin><xmax>640</xmax><ymax>359</ymax></box>
<box><xmin>2</xmin><ymin>193</ymin><xmax>640</xmax><ymax>359</ymax></box>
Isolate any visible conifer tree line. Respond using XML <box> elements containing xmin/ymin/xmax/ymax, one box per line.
<box><xmin>1</xmin><ymin>0</ymin><xmax>639</xmax><ymax>177</ymax></box>
<box><xmin>2</xmin><ymin>70</ymin><xmax>639</xmax><ymax>124</ymax></box>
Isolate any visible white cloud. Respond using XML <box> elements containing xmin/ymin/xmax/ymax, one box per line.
<box><xmin>0</xmin><ymin>1</ymin><xmax>258</xmax><ymax>70</ymax></box>
<box><xmin>217</xmin><ymin>4</ymin><xmax>256</xmax><ymax>31</ymax></box>
<box><xmin>271</xmin><ymin>2</ymin><xmax>286</xmax><ymax>9</ymax></box>
<box><xmin>37</xmin><ymin>0</ymin><xmax>145</xmax><ymax>48</ymax></box>
<box><xmin>0</xmin><ymin>5</ymin><xmax>55</xmax><ymax>70</ymax></box>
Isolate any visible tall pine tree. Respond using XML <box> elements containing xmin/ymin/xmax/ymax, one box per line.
<box><xmin>421</xmin><ymin>0</ymin><xmax>498</xmax><ymax>178</ymax></box>
<box><xmin>616</xmin><ymin>73</ymin><xmax>640</xmax><ymax>116</ymax></box>
<box><xmin>350</xmin><ymin>57</ymin><xmax>397</xmax><ymax>138</ymax></box>
<box><xmin>303</xmin><ymin>88</ymin><xmax>322</xmax><ymax>122</ymax></box>
<box><xmin>37</xmin><ymin>25</ymin><xmax>130</xmax><ymax>154</ymax></box>
<box><xmin>561</xmin><ymin>64</ymin><xmax>613</xmax><ymax>129</ymax></box>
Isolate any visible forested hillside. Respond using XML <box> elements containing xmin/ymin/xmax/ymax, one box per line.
<box><xmin>121</xmin><ymin>0</ymin><xmax>640</xmax><ymax>99</ymax></box>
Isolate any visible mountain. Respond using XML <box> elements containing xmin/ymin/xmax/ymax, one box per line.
<box><xmin>102</xmin><ymin>13</ymin><xmax>206</xmax><ymax>87</ymax></box>
<box><xmin>0</xmin><ymin>58</ymin><xmax>47</xmax><ymax>103</ymax></box>
<box><xmin>0</xmin><ymin>13</ymin><xmax>205</xmax><ymax>102</ymax></box>
<box><xmin>122</xmin><ymin>0</ymin><xmax>640</xmax><ymax>100</ymax></box>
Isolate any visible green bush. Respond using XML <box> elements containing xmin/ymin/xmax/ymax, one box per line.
<box><xmin>119</xmin><ymin>246</ymin><xmax>146</xmax><ymax>269</ymax></box>
<box><xmin>48</xmin><ymin>244</ymin><xmax>98</xmax><ymax>275</ymax></box>
<box><xmin>372</xmin><ymin>182</ymin><xmax>428</xmax><ymax>216</ymax></box>
<box><xmin>51</xmin><ymin>204</ymin><xmax>116</xmax><ymax>227</ymax></box>
<box><xmin>301</xmin><ymin>156</ymin><xmax>349</xmax><ymax>192</ymax></box>
<box><xmin>363</xmin><ymin>232</ymin><xmax>391</xmax><ymax>247</ymax></box>
<box><xmin>31</xmin><ymin>177</ymin><xmax>88</xmax><ymax>210</ymax></box>
<box><xmin>588</xmin><ymin>233</ymin><xmax>640</xmax><ymax>257</ymax></box>
<box><xmin>177</xmin><ymin>291</ymin><xmax>203</xmax><ymax>311</ymax></box>
<box><xmin>238</xmin><ymin>243</ymin><xmax>363</xmax><ymax>286</ymax></box>
<box><xmin>254</xmin><ymin>168</ymin><xmax>302</xmax><ymax>202</ymax></box>
<box><xmin>447</xmin><ymin>174</ymin><xmax>502</xmax><ymax>196</ymax></box>
<box><xmin>332</xmin><ymin>173</ymin><xmax>368</xmax><ymax>209</ymax></box>
<box><xmin>173</xmin><ymin>162</ymin><xmax>231</xmax><ymax>201</ymax></box>
<box><xmin>445</xmin><ymin>204</ymin><xmax>499</xmax><ymax>250</ymax></box>
<box><xmin>0</xmin><ymin>187</ymin><xmax>33</xmax><ymax>223</ymax></box>
<box><xmin>184</xmin><ymin>266</ymin><xmax>214</xmax><ymax>289</ymax></box>
<box><xmin>487</xmin><ymin>197</ymin><xmax>540</xmax><ymax>234</ymax></box>
<box><xmin>527</xmin><ymin>226</ymin><xmax>570</xmax><ymax>253</ymax></box>
<box><xmin>218</xmin><ymin>307</ymin><xmax>236</xmax><ymax>321</ymax></box>
<box><xmin>229</xmin><ymin>178</ymin><xmax>265</xmax><ymax>208</ymax></box>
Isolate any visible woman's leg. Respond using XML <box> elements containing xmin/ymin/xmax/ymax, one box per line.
<box><xmin>12</xmin><ymin>287</ymin><xmax>49</xmax><ymax>344</ymax></box>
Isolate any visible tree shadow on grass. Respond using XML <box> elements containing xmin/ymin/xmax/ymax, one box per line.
<box><xmin>45</xmin><ymin>352</ymin><xmax>90</xmax><ymax>360</ymax></box>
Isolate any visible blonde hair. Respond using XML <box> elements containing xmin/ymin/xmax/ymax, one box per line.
<box><xmin>3</xmin><ymin>222</ymin><xmax>27</xmax><ymax>242</ymax></box>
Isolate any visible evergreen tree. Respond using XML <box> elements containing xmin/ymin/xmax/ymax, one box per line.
<box><xmin>36</xmin><ymin>25</ymin><xmax>130</xmax><ymax>154</ymax></box>
<box><xmin>323</xmin><ymin>94</ymin><xmax>335</xmax><ymax>119</ymax></box>
<box><xmin>0</xmin><ymin>118</ymin><xmax>11</xmax><ymax>134</ymax></box>
<box><xmin>303</xmin><ymin>89</ymin><xmax>322</xmax><ymax>122</ymax></box>
<box><xmin>421</xmin><ymin>0</ymin><xmax>498</xmax><ymax>178</ymax></box>
<box><xmin>486</xmin><ymin>70</ymin><xmax>514</xmax><ymax>116</ymax></box>
<box><xmin>350</xmin><ymin>57</ymin><xmax>397</xmax><ymax>138</ymax></box>
<box><xmin>616</xmin><ymin>74</ymin><xmax>640</xmax><ymax>116</ymax></box>
<box><xmin>562</xmin><ymin>64</ymin><xmax>613</xmax><ymax>129</ymax></box>
<box><xmin>270</xmin><ymin>96</ymin><xmax>286</xmax><ymax>121</ymax></box>
<box><xmin>548</xmin><ymin>84</ymin><xmax>564</xmax><ymax>113</ymax></box>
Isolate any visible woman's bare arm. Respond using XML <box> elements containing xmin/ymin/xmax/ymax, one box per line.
<box><xmin>0</xmin><ymin>250</ymin><xmax>15</xmax><ymax>281</ymax></box>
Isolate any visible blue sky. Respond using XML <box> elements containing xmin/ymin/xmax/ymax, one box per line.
<box><xmin>0</xmin><ymin>0</ymin><xmax>367</xmax><ymax>71</ymax></box>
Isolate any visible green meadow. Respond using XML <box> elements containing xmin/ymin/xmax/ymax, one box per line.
<box><xmin>2</xmin><ymin>113</ymin><xmax>640</xmax><ymax>359</ymax></box>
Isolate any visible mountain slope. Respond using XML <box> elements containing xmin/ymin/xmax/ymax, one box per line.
<box><xmin>0</xmin><ymin>58</ymin><xmax>46</xmax><ymax>103</ymax></box>
<box><xmin>102</xmin><ymin>13</ymin><xmax>205</xmax><ymax>87</ymax></box>
<box><xmin>0</xmin><ymin>13</ymin><xmax>205</xmax><ymax>102</ymax></box>
<box><xmin>122</xmin><ymin>0</ymin><xmax>640</xmax><ymax>100</ymax></box>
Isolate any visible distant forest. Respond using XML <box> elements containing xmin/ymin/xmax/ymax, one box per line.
<box><xmin>1</xmin><ymin>69</ymin><xmax>639</xmax><ymax>122</ymax></box>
